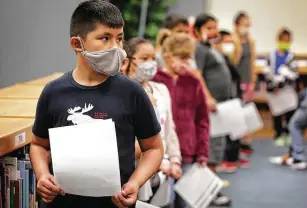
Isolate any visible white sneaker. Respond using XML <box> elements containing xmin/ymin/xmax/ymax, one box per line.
<box><xmin>269</xmin><ymin>156</ymin><xmax>283</xmax><ymax>164</ymax></box>
<box><xmin>291</xmin><ymin>161</ymin><xmax>307</xmax><ymax>170</ymax></box>
<box><xmin>286</xmin><ymin>157</ymin><xmax>294</xmax><ymax>165</ymax></box>
<box><xmin>269</xmin><ymin>156</ymin><xmax>293</xmax><ymax>166</ymax></box>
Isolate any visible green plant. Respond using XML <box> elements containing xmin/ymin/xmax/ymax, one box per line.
<box><xmin>111</xmin><ymin>0</ymin><xmax>176</xmax><ymax>41</ymax></box>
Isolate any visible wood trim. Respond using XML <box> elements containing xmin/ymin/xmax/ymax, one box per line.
<box><xmin>0</xmin><ymin>118</ymin><xmax>33</xmax><ymax>156</ymax></box>
<box><xmin>257</xmin><ymin>52</ymin><xmax>307</xmax><ymax>60</ymax></box>
<box><xmin>255</xmin><ymin>66</ymin><xmax>307</xmax><ymax>75</ymax></box>
<box><xmin>0</xmin><ymin>84</ymin><xmax>44</xmax><ymax>99</ymax></box>
<box><xmin>23</xmin><ymin>72</ymin><xmax>64</xmax><ymax>85</ymax></box>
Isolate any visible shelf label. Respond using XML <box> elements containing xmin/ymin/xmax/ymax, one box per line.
<box><xmin>15</xmin><ymin>132</ymin><xmax>26</xmax><ymax>147</ymax></box>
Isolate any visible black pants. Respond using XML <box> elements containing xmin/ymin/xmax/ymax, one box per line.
<box><xmin>223</xmin><ymin>136</ymin><xmax>240</xmax><ymax>162</ymax></box>
<box><xmin>45</xmin><ymin>195</ymin><xmax>136</xmax><ymax>208</ymax></box>
<box><xmin>273</xmin><ymin>110</ymin><xmax>295</xmax><ymax>138</ymax></box>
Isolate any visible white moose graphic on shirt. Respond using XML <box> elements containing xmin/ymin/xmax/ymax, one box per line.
<box><xmin>67</xmin><ymin>103</ymin><xmax>95</xmax><ymax>125</ymax></box>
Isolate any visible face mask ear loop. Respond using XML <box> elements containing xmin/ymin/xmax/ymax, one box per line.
<box><xmin>77</xmin><ymin>37</ymin><xmax>86</xmax><ymax>52</ymax></box>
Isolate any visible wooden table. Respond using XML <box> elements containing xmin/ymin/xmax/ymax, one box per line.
<box><xmin>0</xmin><ymin>84</ymin><xmax>44</xmax><ymax>99</ymax></box>
<box><xmin>0</xmin><ymin>118</ymin><xmax>34</xmax><ymax>156</ymax></box>
<box><xmin>24</xmin><ymin>72</ymin><xmax>64</xmax><ymax>85</ymax></box>
<box><xmin>0</xmin><ymin>99</ymin><xmax>37</xmax><ymax>118</ymax></box>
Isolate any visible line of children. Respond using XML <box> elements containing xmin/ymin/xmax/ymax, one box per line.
<box><xmin>30</xmin><ymin>1</ymin><xmax>306</xmax><ymax>208</ymax></box>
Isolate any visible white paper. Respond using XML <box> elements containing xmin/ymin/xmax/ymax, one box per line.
<box><xmin>150</xmin><ymin>178</ymin><xmax>171</xmax><ymax>207</ymax></box>
<box><xmin>217</xmin><ymin>99</ymin><xmax>248</xmax><ymax>140</ymax></box>
<box><xmin>136</xmin><ymin>201</ymin><xmax>159</xmax><ymax>208</ymax></box>
<box><xmin>243</xmin><ymin>102</ymin><xmax>264</xmax><ymax>134</ymax></box>
<box><xmin>209</xmin><ymin>112</ymin><xmax>230</xmax><ymax>137</ymax></box>
<box><xmin>174</xmin><ymin>164</ymin><xmax>223</xmax><ymax>208</ymax></box>
<box><xmin>267</xmin><ymin>86</ymin><xmax>298</xmax><ymax>116</ymax></box>
<box><xmin>138</xmin><ymin>180</ymin><xmax>153</xmax><ymax>202</ymax></box>
<box><xmin>49</xmin><ymin>119</ymin><xmax>121</xmax><ymax>197</ymax></box>
<box><xmin>279</xmin><ymin>66</ymin><xmax>298</xmax><ymax>80</ymax></box>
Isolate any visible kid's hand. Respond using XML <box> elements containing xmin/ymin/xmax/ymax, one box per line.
<box><xmin>112</xmin><ymin>180</ymin><xmax>139</xmax><ymax>208</ymax></box>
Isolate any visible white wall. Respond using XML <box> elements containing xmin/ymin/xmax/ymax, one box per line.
<box><xmin>0</xmin><ymin>0</ymin><xmax>82</xmax><ymax>88</ymax></box>
<box><xmin>207</xmin><ymin>0</ymin><xmax>307</xmax><ymax>53</ymax></box>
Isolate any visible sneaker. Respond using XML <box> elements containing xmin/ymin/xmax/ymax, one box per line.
<box><xmin>239</xmin><ymin>159</ymin><xmax>251</xmax><ymax>168</ymax></box>
<box><xmin>274</xmin><ymin>135</ymin><xmax>286</xmax><ymax>147</ymax></box>
<box><xmin>216</xmin><ymin>162</ymin><xmax>238</xmax><ymax>173</ymax></box>
<box><xmin>222</xmin><ymin>180</ymin><xmax>230</xmax><ymax>187</ymax></box>
<box><xmin>269</xmin><ymin>153</ymin><xmax>293</xmax><ymax>166</ymax></box>
<box><xmin>291</xmin><ymin>159</ymin><xmax>307</xmax><ymax>170</ymax></box>
<box><xmin>211</xmin><ymin>193</ymin><xmax>232</xmax><ymax>207</ymax></box>
<box><xmin>240</xmin><ymin>144</ymin><xmax>254</xmax><ymax>157</ymax></box>
<box><xmin>284</xmin><ymin>134</ymin><xmax>292</xmax><ymax>146</ymax></box>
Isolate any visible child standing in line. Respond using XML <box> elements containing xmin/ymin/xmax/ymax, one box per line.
<box><xmin>153</xmin><ymin>32</ymin><xmax>210</xmax><ymax>208</ymax></box>
<box><xmin>193</xmin><ymin>14</ymin><xmax>233</xmax><ymax>207</ymax></box>
<box><xmin>30</xmin><ymin>1</ymin><xmax>164</xmax><ymax>207</ymax></box>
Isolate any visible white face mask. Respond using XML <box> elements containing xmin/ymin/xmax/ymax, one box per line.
<box><xmin>78</xmin><ymin>37</ymin><xmax>126</xmax><ymax>76</ymax></box>
<box><xmin>133</xmin><ymin>61</ymin><xmax>158</xmax><ymax>83</ymax></box>
<box><xmin>222</xmin><ymin>43</ymin><xmax>235</xmax><ymax>54</ymax></box>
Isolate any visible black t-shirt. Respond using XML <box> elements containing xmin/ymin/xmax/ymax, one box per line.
<box><xmin>33</xmin><ymin>71</ymin><xmax>161</xmax><ymax>207</ymax></box>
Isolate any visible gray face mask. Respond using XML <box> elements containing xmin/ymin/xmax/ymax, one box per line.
<box><xmin>78</xmin><ymin>38</ymin><xmax>127</xmax><ymax>76</ymax></box>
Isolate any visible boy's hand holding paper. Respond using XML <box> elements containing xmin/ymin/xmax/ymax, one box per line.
<box><xmin>112</xmin><ymin>180</ymin><xmax>139</xmax><ymax>208</ymax></box>
<box><xmin>48</xmin><ymin>119</ymin><xmax>121</xmax><ymax>197</ymax></box>
<box><xmin>37</xmin><ymin>173</ymin><xmax>65</xmax><ymax>203</ymax></box>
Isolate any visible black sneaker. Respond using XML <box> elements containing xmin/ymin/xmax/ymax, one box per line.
<box><xmin>210</xmin><ymin>193</ymin><xmax>232</xmax><ymax>207</ymax></box>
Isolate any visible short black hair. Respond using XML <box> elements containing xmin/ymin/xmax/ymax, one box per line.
<box><xmin>163</xmin><ymin>14</ymin><xmax>189</xmax><ymax>29</ymax></box>
<box><xmin>70</xmin><ymin>0</ymin><xmax>124</xmax><ymax>39</ymax></box>
<box><xmin>278</xmin><ymin>28</ymin><xmax>292</xmax><ymax>40</ymax></box>
<box><xmin>193</xmin><ymin>14</ymin><xmax>216</xmax><ymax>32</ymax></box>
<box><xmin>219</xmin><ymin>30</ymin><xmax>231</xmax><ymax>40</ymax></box>
<box><xmin>126</xmin><ymin>37</ymin><xmax>151</xmax><ymax>60</ymax></box>
<box><xmin>234</xmin><ymin>11</ymin><xmax>248</xmax><ymax>25</ymax></box>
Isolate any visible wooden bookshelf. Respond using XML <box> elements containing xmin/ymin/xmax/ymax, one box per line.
<box><xmin>0</xmin><ymin>99</ymin><xmax>37</xmax><ymax>118</ymax></box>
<box><xmin>0</xmin><ymin>84</ymin><xmax>44</xmax><ymax>99</ymax></box>
<box><xmin>0</xmin><ymin>72</ymin><xmax>62</xmax><ymax>156</ymax></box>
<box><xmin>0</xmin><ymin>117</ymin><xmax>34</xmax><ymax>156</ymax></box>
<box><xmin>24</xmin><ymin>72</ymin><xmax>64</xmax><ymax>85</ymax></box>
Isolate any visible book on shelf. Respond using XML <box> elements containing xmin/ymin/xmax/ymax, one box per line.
<box><xmin>0</xmin><ymin>157</ymin><xmax>41</xmax><ymax>208</ymax></box>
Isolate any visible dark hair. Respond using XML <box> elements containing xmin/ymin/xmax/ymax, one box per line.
<box><xmin>278</xmin><ymin>28</ymin><xmax>292</xmax><ymax>40</ymax></box>
<box><xmin>123</xmin><ymin>41</ymin><xmax>131</xmax><ymax>58</ymax></box>
<box><xmin>126</xmin><ymin>37</ymin><xmax>151</xmax><ymax>60</ymax></box>
<box><xmin>126</xmin><ymin>37</ymin><xmax>151</xmax><ymax>74</ymax></box>
<box><xmin>70</xmin><ymin>0</ymin><xmax>124</xmax><ymax>39</ymax></box>
<box><xmin>234</xmin><ymin>11</ymin><xmax>248</xmax><ymax>25</ymax></box>
<box><xmin>193</xmin><ymin>14</ymin><xmax>216</xmax><ymax>32</ymax></box>
<box><xmin>163</xmin><ymin>14</ymin><xmax>189</xmax><ymax>29</ymax></box>
<box><xmin>219</xmin><ymin>30</ymin><xmax>231</xmax><ymax>40</ymax></box>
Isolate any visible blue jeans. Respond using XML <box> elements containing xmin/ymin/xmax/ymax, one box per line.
<box><xmin>171</xmin><ymin>163</ymin><xmax>193</xmax><ymax>208</ymax></box>
<box><xmin>289</xmin><ymin>108</ymin><xmax>307</xmax><ymax>161</ymax></box>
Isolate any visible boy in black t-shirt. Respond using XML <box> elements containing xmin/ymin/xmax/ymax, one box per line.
<box><xmin>29</xmin><ymin>1</ymin><xmax>163</xmax><ymax>208</ymax></box>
